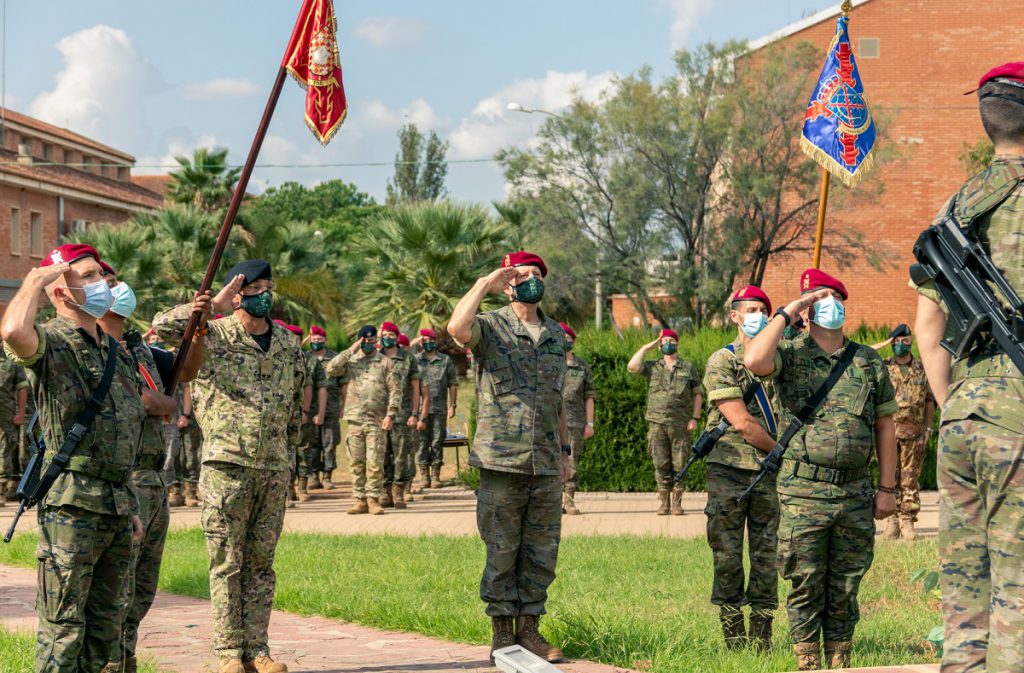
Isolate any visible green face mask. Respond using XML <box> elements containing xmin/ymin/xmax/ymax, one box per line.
<box><xmin>565</xmin><ymin>340</ymin><xmax>574</xmax><ymax>352</ymax></box>
<box><xmin>360</xmin><ymin>341</ymin><xmax>377</xmax><ymax>354</ymax></box>
<box><xmin>893</xmin><ymin>342</ymin><xmax>911</xmax><ymax>357</ymax></box>
<box><xmin>423</xmin><ymin>341</ymin><xmax>436</xmax><ymax>352</ymax></box>
<box><xmin>381</xmin><ymin>337</ymin><xmax>397</xmax><ymax>349</ymax></box>
<box><xmin>511</xmin><ymin>276</ymin><xmax>545</xmax><ymax>304</ymax></box>
<box><xmin>239</xmin><ymin>291</ymin><xmax>273</xmax><ymax>318</ymax></box>
<box><xmin>310</xmin><ymin>342</ymin><xmax>325</xmax><ymax>352</ymax></box>
<box><xmin>661</xmin><ymin>342</ymin><xmax>678</xmax><ymax>356</ymax></box>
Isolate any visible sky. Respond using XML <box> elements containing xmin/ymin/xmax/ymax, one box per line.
<box><xmin>0</xmin><ymin>0</ymin><xmax>843</xmax><ymax>204</ymax></box>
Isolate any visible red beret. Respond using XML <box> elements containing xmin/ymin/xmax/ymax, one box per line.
<box><xmin>966</xmin><ymin>61</ymin><xmax>1024</xmax><ymax>94</ymax></box>
<box><xmin>310</xmin><ymin>325</ymin><xmax>326</xmax><ymax>337</ymax></box>
<box><xmin>397</xmin><ymin>334</ymin><xmax>410</xmax><ymax>347</ymax></box>
<box><xmin>213</xmin><ymin>314</ymin><xmax>225</xmax><ymax>320</ymax></box>
<box><xmin>660</xmin><ymin>329</ymin><xmax>678</xmax><ymax>340</ymax></box>
<box><xmin>41</xmin><ymin>243</ymin><xmax>100</xmax><ymax>268</ymax></box>
<box><xmin>380</xmin><ymin>321</ymin><xmax>401</xmax><ymax>335</ymax></box>
<box><xmin>273</xmin><ymin>319</ymin><xmax>287</xmax><ymax>327</ymax></box>
<box><xmin>420</xmin><ymin>329</ymin><xmax>438</xmax><ymax>339</ymax></box>
<box><xmin>98</xmin><ymin>260</ymin><xmax>116</xmax><ymax>276</ymax></box>
<box><xmin>286</xmin><ymin>324</ymin><xmax>304</xmax><ymax>337</ymax></box>
<box><xmin>501</xmin><ymin>251</ymin><xmax>547</xmax><ymax>277</ymax></box>
<box><xmin>731</xmin><ymin>285</ymin><xmax>772</xmax><ymax>314</ymax></box>
<box><xmin>800</xmin><ymin>268</ymin><xmax>848</xmax><ymax>300</ymax></box>
<box><xmin>559</xmin><ymin>322</ymin><xmax>576</xmax><ymax>340</ymax></box>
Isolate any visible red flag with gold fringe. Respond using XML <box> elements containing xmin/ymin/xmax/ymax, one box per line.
<box><xmin>282</xmin><ymin>0</ymin><xmax>347</xmax><ymax>144</ymax></box>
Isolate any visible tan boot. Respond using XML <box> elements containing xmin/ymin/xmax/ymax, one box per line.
<box><xmin>219</xmin><ymin>658</ymin><xmax>246</xmax><ymax>673</ymax></box>
<box><xmin>563</xmin><ymin>489</ymin><xmax>581</xmax><ymax>516</ymax></box>
<box><xmin>0</xmin><ymin>481</ymin><xmax>6</xmax><ymax>507</ymax></box>
<box><xmin>347</xmin><ymin>497</ymin><xmax>368</xmax><ymax>515</ymax></box>
<box><xmin>748</xmin><ymin>610</ymin><xmax>773</xmax><ymax>652</ymax></box>
<box><xmin>167</xmin><ymin>484</ymin><xmax>185</xmax><ymax>507</ymax></box>
<box><xmin>183</xmin><ymin>482</ymin><xmax>200</xmax><ymax>507</ymax></box>
<box><xmin>657</xmin><ymin>489</ymin><xmax>671</xmax><ymax>515</ymax></box>
<box><xmin>671</xmin><ymin>488</ymin><xmax>684</xmax><ymax>516</ymax></box>
<box><xmin>489</xmin><ymin>616</ymin><xmax>515</xmax><ymax>662</ymax></box>
<box><xmin>515</xmin><ymin>615</ymin><xmax>564</xmax><ymax>663</ymax></box>
<box><xmin>899</xmin><ymin>514</ymin><xmax>918</xmax><ymax>541</ymax></box>
<box><xmin>414</xmin><ymin>467</ymin><xmax>429</xmax><ymax>493</ymax></box>
<box><xmin>881</xmin><ymin>514</ymin><xmax>900</xmax><ymax>540</ymax></box>
<box><xmin>367</xmin><ymin>497</ymin><xmax>386</xmax><ymax>515</ymax></box>
<box><xmin>307</xmin><ymin>473</ymin><xmax>322</xmax><ymax>490</ymax></box>
<box><xmin>404</xmin><ymin>481</ymin><xmax>414</xmax><ymax>502</ymax></box>
<box><xmin>296</xmin><ymin>477</ymin><xmax>311</xmax><ymax>502</ymax></box>
<box><xmin>430</xmin><ymin>465</ymin><xmax>443</xmax><ymax>488</ymax></box>
<box><xmin>393</xmin><ymin>483</ymin><xmax>407</xmax><ymax>509</ymax></box>
<box><xmin>794</xmin><ymin>642</ymin><xmax>821</xmax><ymax>671</ymax></box>
<box><xmin>103</xmin><ymin>657</ymin><xmax>137</xmax><ymax>673</ymax></box>
<box><xmin>824</xmin><ymin>640</ymin><xmax>852</xmax><ymax>669</ymax></box>
<box><xmin>720</xmin><ymin>610</ymin><xmax>746</xmax><ymax>650</ymax></box>
<box><xmin>380</xmin><ymin>486</ymin><xmax>394</xmax><ymax>507</ymax></box>
<box><xmin>322</xmin><ymin>472</ymin><xmax>335</xmax><ymax>490</ymax></box>
<box><xmin>247</xmin><ymin>654</ymin><xmax>287</xmax><ymax>673</ymax></box>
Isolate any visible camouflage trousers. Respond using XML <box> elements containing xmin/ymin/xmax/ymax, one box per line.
<box><xmin>174</xmin><ymin>423</ymin><xmax>203</xmax><ymax>484</ymax></box>
<box><xmin>296</xmin><ymin>420</ymin><xmax>322</xmax><ymax>477</ymax></box>
<box><xmin>938</xmin><ymin>416</ymin><xmax>1024</xmax><ymax>672</ymax></box>
<box><xmin>894</xmin><ymin>432</ymin><xmax>927</xmax><ymax>520</ymax></box>
<box><xmin>383</xmin><ymin>423</ymin><xmax>416</xmax><ymax>487</ymax></box>
<box><xmin>321</xmin><ymin>421</ymin><xmax>339</xmax><ymax>473</ymax></box>
<box><xmin>564</xmin><ymin>427</ymin><xmax>585</xmax><ymax>491</ymax></box>
<box><xmin>0</xmin><ymin>423</ymin><xmax>27</xmax><ymax>480</ymax></box>
<box><xmin>417</xmin><ymin>415</ymin><xmax>446</xmax><ymax>467</ymax></box>
<box><xmin>116</xmin><ymin>479</ymin><xmax>170</xmax><ymax>660</ymax></box>
<box><xmin>199</xmin><ymin>462</ymin><xmax>289</xmax><ymax>659</ymax></box>
<box><xmin>35</xmin><ymin>505</ymin><xmax>134</xmax><ymax>673</ymax></box>
<box><xmin>705</xmin><ymin>463</ymin><xmax>779</xmax><ymax>614</ymax></box>
<box><xmin>648</xmin><ymin>422</ymin><xmax>691</xmax><ymax>490</ymax></box>
<box><xmin>777</xmin><ymin>488</ymin><xmax>875</xmax><ymax>643</ymax></box>
<box><xmin>347</xmin><ymin>422</ymin><xmax>384</xmax><ymax>499</ymax></box>
<box><xmin>477</xmin><ymin>469</ymin><xmax>562</xmax><ymax>618</ymax></box>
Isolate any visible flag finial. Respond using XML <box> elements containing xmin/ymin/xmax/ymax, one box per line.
<box><xmin>841</xmin><ymin>0</ymin><xmax>853</xmax><ymax>15</ymax></box>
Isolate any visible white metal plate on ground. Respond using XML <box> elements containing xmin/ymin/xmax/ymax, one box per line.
<box><xmin>492</xmin><ymin>645</ymin><xmax>564</xmax><ymax>673</ymax></box>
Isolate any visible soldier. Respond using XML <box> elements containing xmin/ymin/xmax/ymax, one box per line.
<box><xmin>702</xmin><ymin>286</ymin><xmax>782</xmax><ymax>651</ymax></box>
<box><xmin>288</xmin><ymin>324</ymin><xmax>324</xmax><ymax>502</ymax></box>
<box><xmin>744</xmin><ymin>268</ymin><xmax>897</xmax><ymax>670</ymax></box>
<box><xmin>309</xmin><ymin>325</ymin><xmax>342</xmax><ymax>490</ymax></box>
<box><xmin>153</xmin><ymin>259</ymin><xmax>306</xmax><ymax>673</ymax></box>
<box><xmin>559</xmin><ymin>322</ymin><xmax>595</xmax><ymax>516</ymax></box>
<box><xmin>168</xmin><ymin>383</ymin><xmax>203</xmax><ymax>507</ymax></box>
<box><xmin>325</xmin><ymin>325</ymin><xmax>399</xmax><ymax>516</ymax></box>
<box><xmin>97</xmin><ymin>265</ymin><xmax>178</xmax><ymax>673</ymax></box>
<box><xmin>0</xmin><ymin>344</ymin><xmax>29</xmax><ymax>504</ymax></box>
<box><xmin>379</xmin><ymin>321</ymin><xmax>423</xmax><ymax>508</ymax></box>
<box><xmin>415</xmin><ymin>328</ymin><xmax>457</xmax><ymax>491</ymax></box>
<box><xmin>876</xmin><ymin>324</ymin><xmax>934</xmax><ymax>541</ymax></box>
<box><xmin>913</xmin><ymin>62</ymin><xmax>1024</xmax><ymax>672</ymax></box>
<box><xmin>397</xmin><ymin>332</ymin><xmax>421</xmax><ymax>499</ymax></box>
<box><xmin>448</xmin><ymin>250</ymin><xmax>570</xmax><ymax>663</ymax></box>
<box><xmin>627</xmin><ymin>328</ymin><xmax>704</xmax><ymax>515</ymax></box>
<box><xmin>1</xmin><ymin>243</ymin><xmax>146</xmax><ymax>673</ymax></box>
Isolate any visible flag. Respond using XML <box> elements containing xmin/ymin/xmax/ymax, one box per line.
<box><xmin>800</xmin><ymin>10</ymin><xmax>876</xmax><ymax>187</ymax></box>
<box><xmin>282</xmin><ymin>0</ymin><xmax>347</xmax><ymax>145</ymax></box>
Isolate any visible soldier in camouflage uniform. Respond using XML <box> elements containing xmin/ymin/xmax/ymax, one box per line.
<box><xmin>913</xmin><ymin>63</ymin><xmax>1024</xmax><ymax>673</ymax></box>
<box><xmin>877</xmin><ymin>324</ymin><xmax>934</xmax><ymax>541</ymax></box>
<box><xmin>397</xmin><ymin>332</ymin><xmax>423</xmax><ymax>499</ymax></box>
<box><xmin>309</xmin><ymin>325</ymin><xmax>342</xmax><ymax>489</ymax></box>
<box><xmin>745</xmin><ymin>268</ymin><xmax>897</xmax><ymax>670</ymax></box>
<box><xmin>379</xmin><ymin>321</ymin><xmax>422</xmax><ymax>508</ymax></box>
<box><xmin>173</xmin><ymin>383</ymin><xmax>204</xmax><ymax>507</ymax></box>
<box><xmin>325</xmin><ymin>325</ymin><xmax>399</xmax><ymax>515</ymax></box>
<box><xmin>286</xmin><ymin>324</ymin><xmax>323</xmax><ymax>502</ymax></box>
<box><xmin>415</xmin><ymin>328</ymin><xmax>457</xmax><ymax>490</ymax></box>
<box><xmin>0</xmin><ymin>346</ymin><xmax>29</xmax><ymax>503</ymax></box>
<box><xmin>1</xmin><ymin>243</ymin><xmax>146</xmax><ymax>673</ymax></box>
<box><xmin>558</xmin><ymin>322</ymin><xmax>595</xmax><ymax>516</ymax></box>
<box><xmin>449</xmin><ymin>251</ymin><xmax>570</xmax><ymax>664</ymax></box>
<box><xmin>627</xmin><ymin>328</ymin><xmax>704</xmax><ymax>515</ymax></box>
<box><xmin>701</xmin><ymin>286</ymin><xmax>782</xmax><ymax>651</ymax></box>
<box><xmin>154</xmin><ymin>259</ymin><xmax>306</xmax><ymax>673</ymax></box>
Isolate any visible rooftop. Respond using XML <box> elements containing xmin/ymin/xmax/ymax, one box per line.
<box><xmin>747</xmin><ymin>0</ymin><xmax>875</xmax><ymax>52</ymax></box>
<box><xmin>0</xmin><ymin>107</ymin><xmax>135</xmax><ymax>162</ymax></box>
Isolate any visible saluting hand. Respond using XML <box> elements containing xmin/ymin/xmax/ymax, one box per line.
<box><xmin>211</xmin><ymin>274</ymin><xmax>245</xmax><ymax>314</ymax></box>
<box><xmin>483</xmin><ymin>267</ymin><xmax>517</xmax><ymax>295</ymax></box>
<box><xmin>784</xmin><ymin>288</ymin><xmax>831</xmax><ymax>317</ymax></box>
<box><xmin>645</xmin><ymin>337</ymin><xmax>661</xmax><ymax>351</ymax></box>
<box><xmin>26</xmin><ymin>261</ymin><xmax>71</xmax><ymax>289</ymax></box>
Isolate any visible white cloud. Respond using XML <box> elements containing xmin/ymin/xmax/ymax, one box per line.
<box><xmin>181</xmin><ymin>78</ymin><xmax>260</xmax><ymax>102</ymax></box>
<box><xmin>662</xmin><ymin>0</ymin><xmax>713</xmax><ymax>49</ymax></box>
<box><xmin>30</xmin><ymin>25</ymin><xmax>162</xmax><ymax>152</ymax></box>
<box><xmin>357</xmin><ymin>98</ymin><xmax>439</xmax><ymax>131</ymax></box>
<box><xmin>135</xmin><ymin>134</ymin><xmax>221</xmax><ymax>175</ymax></box>
<box><xmin>352</xmin><ymin>16</ymin><xmax>429</xmax><ymax>49</ymax></box>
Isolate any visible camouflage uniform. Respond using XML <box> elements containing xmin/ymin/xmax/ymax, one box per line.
<box><xmin>0</xmin><ymin>349</ymin><xmax>29</xmax><ymax>489</ymax></box>
<box><xmin>773</xmin><ymin>333</ymin><xmax>897</xmax><ymax>646</ymax></box>
<box><xmin>297</xmin><ymin>351</ymin><xmax>327</xmax><ymax>477</ymax></box>
<box><xmin>703</xmin><ymin>339</ymin><xmax>782</xmax><ymax>627</ymax></box>
<box><xmin>175</xmin><ymin>386</ymin><xmax>204</xmax><ymax>487</ymax></box>
<box><xmin>417</xmin><ymin>351</ymin><xmax>456</xmax><ymax>468</ymax></box>
<box><xmin>5</xmin><ymin>317</ymin><xmax>145</xmax><ymax>672</ymax></box>
<box><xmin>913</xmin><ymin>156</ymin><xmax>1024</xmax><ymax>672</ymax></box>
<box><xmin>325</xmin><ymin>349</ymin><xmax>398</xmax><ymax>499</ymax></box>
<box><xmin>883</xmin><ymin>356</ymin><xmax>933</xmax><ymax>521</ymax></box>
<box><xmin>153</xmin><ymin>307</ymin><xmax>305</xmax><ymax>660</ymax></box>
<box><xmin>455</xmin><ymin>305</ymin><xmax>567</xmax><ymax>617</ymax></box>
<box><xmin>634</xmin><ymin>357</ymin><xmax>704</xmax><ymax>489</ymax></box>
<box><xmin>314</xmin><ymin>349</ymin><xmax>343</xmax><ymax>478</ymax></box>
<box><xmin>381</xmin><ymin>348</ymin><xmax>420</xmax><ymax>488</ymax></box>
<box><xmin>561</xmin><ymin>354</ymin><xmax>596</xmax><ymax>491</ymax></box>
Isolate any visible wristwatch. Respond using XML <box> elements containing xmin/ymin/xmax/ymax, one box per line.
<box><xmin>774</xmin><ymin>308</ymin><xmax>792</xmax><ymax>327</ymax></box>
<box><xmin>876</xmin><ymin>485</ymin><xmax>898</xmax><ymax>495</ymax></box>
<box><xmin>560</xmin><ymin>444</ymin><xmax>572</xmax><ymax>456</ymax></box>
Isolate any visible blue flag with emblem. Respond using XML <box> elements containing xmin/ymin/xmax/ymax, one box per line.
<box><xmin>800</xmin><ymin>7</ymin><xmax>876</xmax><ymax>188</ymax></box>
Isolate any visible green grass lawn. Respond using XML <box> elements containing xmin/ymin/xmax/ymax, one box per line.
<box><xmin>0</xmin><ymin>531</ymin><xmax>940</xmax><ymax>673</ymax></box>
<box><xmin>0</xmin><ymin>625</ymin><xmax>164</xmax><ymax>673</ymax></box>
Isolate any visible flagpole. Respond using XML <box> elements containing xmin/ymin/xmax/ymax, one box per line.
<box><xmin>164</xmin><ymin>66</ymin><xmax>288</xmax><ymax>394</ymax></box>
<box><xmin>811</xmin><ymin>168</ymin><xmax>831</xmax><ymax>269</ymax></box>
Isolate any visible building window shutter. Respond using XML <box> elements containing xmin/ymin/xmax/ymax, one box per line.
<box><xmin>10</xmin><ymin>208</ymin><xmax>21</xmax><ymax>255</ymax></box>
<box><xmin>859</xmin><ymin>37</ymin><xmax>880</xmax><ymax>59</ymax></box>
<box><xmin>30</xmin><ymin>212</ymin><xmax>43</xmax><ymax>258</ymax></box>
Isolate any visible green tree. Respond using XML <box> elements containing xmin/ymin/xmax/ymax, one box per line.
<box><xmin>385</xmin><ymin>123</ymin><xmax>449</xmax><ymax>205</ymax></box>
<box><xmin>248</xmin><ymin>180</ymin><xmax>380</xmax><ymax>224</ymax></box>
<box><xmin>165</xmin><ymin>147</ymin><xmax>242</xmax><ymax>213</ymax></box>
<box><xmin>960</xmin><ymin>137</ymin><xmax>995</xmax><ymax>176</ymax></box>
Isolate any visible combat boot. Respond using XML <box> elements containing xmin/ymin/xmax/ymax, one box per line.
<box><xmin>671</xmin><ymin>487</ymin><xmax>684</xmax><ymax>516</ymax></box>
<box><xmin>167</xmin><ymin>484</ymin><xmax>185</xmax><ymax>507</ymax></box>
<box><xmin>380</xmin><ymin>486</ymin><xmax>394</xmax><ymax>508</ymax></box>
<box><xmin>515</xmin><ymin>615</ymin><xmax>564</xmax><ymax>663</ymax></box>
<box><xmin>748</xmin><ymin>610</ymin><xmax>774</xmax><ymax>652</ymax></box>
<box><xmin>404</xmin><ymin>481</ymin><xmax>414</xmax><ymax>501</ymax></box>
<box><xmin>793</xmin><ymin>642</ymin><xmax>821</xmax><ymax>671</ymax></box>
<box><xmin>367</xmin><ymin>497</ymin><xmax>386</xmax><ymax>515</ymax></box>
<box><xmin>430</xmin><ymin>465</ymin><xmax>443</xmax><ymax>488</ymax></box>
<box><xmin>322</xmin><ymin>472</ymin><xmax>335</xmax><ymax>490</ymax></box>
<box><xmin>881</xmin><ymin>514</ymin><xmax>900</xmax><ymax>540</ymax></box>
<box><xmin>0</xmin><ymin>481</ymin><xmax>6</xmax><ymax>507</ymax></box>
<box><xmin>347</xmin><ymin>498</ymin><xmax>368</xmax><ymax>515</ymax></box>
<box><xmin>656</xmin><ymin>489</ymin><xmax>671</xmax><ymax>515</ymax></box>
<box><xmin>824</xmin><ymin>640</ymin><xmax>852</xmax><ymax>669</ymax></box>
<box><xmin>563</xmin><ymin>489</ymin><xmax>581</xmax><ymax>516</ymax></box>
<box><xmin>720</xmin><ymin>610</ymin><xmax>746</xmax><ymax>650</ymax></box>
<box><xmin>307</xmin><ymin>473</ymin><xmax>322</xmax><ymax>490</ymax></box>
<box><xmin>102</xmin><ymin>657</ymin><xmax>137</xmax><ymax>673</ymax></box>
<box><xmin>184</xmin><ymin>482</ymin><xmax>200</xmax><ymax>507</ymax></box>
<box><xmin>218</xmin><ymin>658</ymin><xmax>246</xmax><ymax>673</ymax></box>
<box><xmin>414</xmin><ymin>467</ymin><xmax>429</xmax><ymax>492</ymax></box>
<box><xmin>296</xmin><ymin>477</ymin><xmax>311</xmax><ymax>502</ymax></box>
<box><xmin>899</xmin><ymin>514</ymin><xmax>918</xmax><ymax>541</ymax></box>
<box><xmin>247</xmin><ymin>654</ymin><xmax>288</xmax><ymax>673</ymax></box>
<box><xmin>490</xmin><ymin>616</ymin><xmax>515</xmax><ymax>662</ymax></box>
<box><xmin>393</xmin><ymin>483</ymin><xmax>407</xmax><ymax>509</ymax></box>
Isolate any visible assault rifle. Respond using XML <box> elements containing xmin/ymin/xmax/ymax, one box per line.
<box><xmin>4</xmin><ymin>412</ymin><xmax>44</xmax><ymax>543</ymax></box>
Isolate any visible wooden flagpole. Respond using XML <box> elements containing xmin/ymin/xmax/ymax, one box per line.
<box><xmin>811</xmin><ymin>168</ymin><xmax>830</xmax><ymax>269</ymax></box>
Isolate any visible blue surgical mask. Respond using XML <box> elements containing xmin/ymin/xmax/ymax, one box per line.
<box><xmin>741</xmin><ymin>312</ymin><xmax>769</xmax><ymax>338</ymax></box>
<box><xmin>812</xmin><ymin>295</ymin><xmax>846</xmax><ymax>330</ymax></box>
<box><xmin>66</xmin><ymin>279</ymin><xmax>114</xmax><ymax>318</ymax></box>
<box><xmin>109</xmin><ymin>282</ymin><xmax>137</xmax><ymax>318</ymax></box>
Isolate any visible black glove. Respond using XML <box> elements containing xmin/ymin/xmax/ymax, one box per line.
<box><xmin>889</xmin><ymin>324</ymin><xmax>910</xmax><ymax>340</ymax></box>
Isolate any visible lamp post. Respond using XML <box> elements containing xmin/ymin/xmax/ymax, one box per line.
<box><xmin>506</xmin><ymin>102</ymin><xmax>605</xmax><ymax>330</ymax></box>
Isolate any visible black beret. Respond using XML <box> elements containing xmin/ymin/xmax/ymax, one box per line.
<box><xmin>357</xmin><ymin>324</ymin><xmax>377</xmax><ymax>339</ymax></box>
<box><xmin>224</xmin><ymin>259</ymin><xmax>272</xmax><ymax>289</ymax></box>
<box><xmin>890</xmin><ymin>323</ymin><xmax>911</xmax><ymax>339</ymax></box>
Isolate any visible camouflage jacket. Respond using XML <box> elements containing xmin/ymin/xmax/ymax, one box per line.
<box><xmin>5</xmin><ymin>317</ymin><xmax>145</xmax><ymax>516</ymax></box>
<box><xmin>884</xmin><ymin>356</ymin><xmax>933</xmax><ymax>437</ymax></box>
<box><xmin>456</xmin><ymin>305</ymin><xmax>567</xmax><ymax>476</ymax></box>
<box><xmin>417</xmin><ymin>351</ymin><xmax>456</xmax><ymax>418</ymax></box>
<box><xmin>298</xmin><ymin>350</ymin><xmax>325</xmax><ymax>424</ymax></box>
<box><xmin>125</xmin><ymin>331</ymin><xmax>167</xmax><ymax>488</ymax></box>
<box><xmin>774</xmin><ymin>333</ymin><xmax>897</xmax><ymax>498</ymax></box>
<box><xmin>153</xmin><ymin>306</ymin><xmax>306</xmax><ymax>472</ymax></box>
<box><xmin>914</xmin><ymin>156</ymin><xmax>1024</xmax><ymax>434</ymax></box>
<box><xmin>562</xmin><ymin>355</ymin><xmax>596</xmax><ymax>430</ymax></box>
<box><xmin>634</xmin><ymin>357</ymin><xmax>704</xmax><ymax>427</ymax></box>
<box><xmin>313</xmin><ymin>348</ymin><xmax>345</xmax><ymax>420</ymax></box>
<box><xmin>703</xmin><ymin>338</ymin><xmax>783</xmax><ymax>471</ymax></box>
<box><xmin>383</xmin><ymin>348</ymin><xmax>421</xmax><ymax>417</ymax></box>
<box><xmin>0</xmin><ymin>348</ymin><xmax>29</xmax><ymax>424</ymax></box>
<box><xmin>326</xmin><ymin>348</ymin><xmax>399</xmax><ymax>425</ymax></box>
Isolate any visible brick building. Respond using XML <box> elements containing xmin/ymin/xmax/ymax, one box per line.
<box><xmin>0</xmin><ymin>108</ymin><xmax>163</xmax><ymax>309</ymax></box>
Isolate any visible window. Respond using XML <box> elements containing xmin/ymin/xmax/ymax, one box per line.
<box><xmin>117</xmin><ymin>166</ymin><xmax>129</xmax><ymax>181</ymax></box>
<box><xmin>30</xmin><ymin>212</ymin><xmax>43</xmax><ymax>258</ymax></box>
<box><xmin>63</xmin><ymin>148</ymin><xmax>73</xmax><ymax>164</ymax></box>
<box><xmin>859</xmin><ymin>37</ymin><xmax>880</xmax><ymax>59</ymax></box>
<box><xmin>10</xmin><ymin>208</ymin><xmax>21</xmax><ymax>255</ymax></box>
<box><xmin>42</xmin><ymin>144</ymin><xmax>53</xmax><ymax>162</ymax></box>
<box><xmin>71</xmin><ymin>219</ymin><xmax>89</xmax><ymax>235</ymax></box>
<box><xmin>81</xmin><ymin>155</ymin><xmax>92</xmax><ymax>172</ymax></box>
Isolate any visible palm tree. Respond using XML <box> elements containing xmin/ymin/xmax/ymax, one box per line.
<box><xmin>166</xmin><ymin>147</ymin><xmax>242</xmax><ymax>213</ymax></box>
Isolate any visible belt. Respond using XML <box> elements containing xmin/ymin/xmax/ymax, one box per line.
<box><xmin>66</xmin><ymin>455</ymin><xmax>131</xmax><ymax>485</ymax></box>
<box><xmin>781</xmin><ymin>459</ymin><xmax>869</xmax><ymax>486</ymax></box>
<box><xmin>134</xmin><ymin>453</ymin><xmax>163</xmax><ymax>471</ymax></box>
